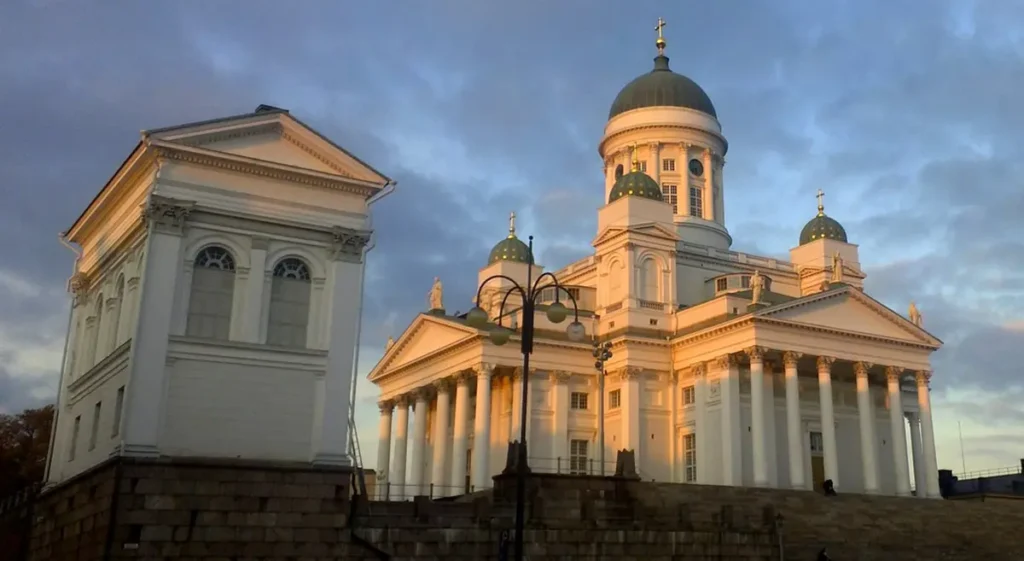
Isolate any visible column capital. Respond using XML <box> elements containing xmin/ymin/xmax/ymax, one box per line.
<box><xmin>394</xmin><ymin>395</ymin><xmax>411</xmax><ymax>408</ymax></box>
<box><xmin>475</xmin><ymin>363</ymin><xmax>495</xmax><ymax>377</ymax></box>
<box><xmin>744</xmin><ymin>346</ymin><xmax>767</xmax><ymax>361</ymax></box>
<box><xmin>378</xmin><ymin>400</ymin><xmax>394</xmax><ymax>413</ymax></box>
<box><xmin>68</xmin><ymin>272</ymin><xmax>89</xmax><ymax>295</ymax></box>
<box><xmin>141</xmin><ymin>195</ymin><xmax>194</xmax><ymax>235</ymax></box>
<box><xmin>853</xmin><ymin>361</ymin><xmax>874</xmax><ymax>377</ymax></box>
<box><xmin>410</xmin><ymin>387</ymin><xmax>430</xmax><ymax>403</ymax></box>
<box><xmin>550</xmin><ymin>370</ymin><xmax>572</xmax><ymax>385</ymax></box>
<box><xmin>511</xmin><ymin>366</ymin><xmax>524</xmax><ymax>381</ymax></box>
<box><xmin>454</xmin><ymin>371</ymin><xmax>474</xmax><ymax>386</ymax></box>
<box><xmin>885</xmin><ymin>366</ymin><xmax>904</xmax><ymax>382</ymax></box>
<box><xmin>433</xmin><ymin>378</ymin><xmax>453</xmax><ymax>393</ymax></box>
<box><xmin>690</xmin><ymin>363</ymin><xmax>707</xmax><ymax>378</ymax></box>
<box><xmin>616</xmin><ymin>367</ymin><xmax>643</xmax><ymax>381</ymax></box>
<box><xmin>782</xmin><ymin>351</ymin><xmax>802</xmax><ymax>368</ymax></box>
<box><xmin>816</xmin><ymin>356</ymin><xmax>836</xmax><ymax>371</ymax></box>
<box><xmin>915</xmin><ymin>370</ymin><xmax>932</xmax><ymax>387</ymax></box>
<box><xmin>329</xmin><ymin>226</ymin><xmax>371</xmax><ymax>263</ymax></box>
<box><xmin>714</xmin><ymin>353</ymin><xmax>738</xmax><ymax>370</ymax></box>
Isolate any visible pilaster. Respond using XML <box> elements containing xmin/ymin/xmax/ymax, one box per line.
<box><xmin>619</xmin><ymin>367</ymin><xmax>643</xmax><ymax>470</ymax></box>
<box><xmin>692</xmin><ymin>363</ymin><xmax>708</xmax><ymax>484</ymax></box>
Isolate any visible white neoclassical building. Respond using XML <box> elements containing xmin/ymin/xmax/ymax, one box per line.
<box><xmin>45</xmin><ymin>105</ymin><xmax>393</xmax><ymax>483</ymax></box>
<box><xmin>368</xmin><ymin>28</ymin><xmax>943</xmax><ymax>500</ymax></box>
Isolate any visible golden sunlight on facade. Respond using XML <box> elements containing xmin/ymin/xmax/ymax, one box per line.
<box><xmin>368</xmin><ymin>26</ymin><xmax>942</xmax><ymax>501</ymax></box>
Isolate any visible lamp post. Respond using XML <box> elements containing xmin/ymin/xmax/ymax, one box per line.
<box><xmin>592</xmin><ymin>339</ymin><xmax>612</xmax><ymax>476</ymax></box>
<box><xmin>465</xmin><ymin>234</ymin><xmax>585</xmax><ymax>561</ymax></box>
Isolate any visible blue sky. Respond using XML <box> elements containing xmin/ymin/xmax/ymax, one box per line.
<box><xmin>1</xmin><ymin>0</ymin><xmax>1022</xmax><ymax>474</ymax></box>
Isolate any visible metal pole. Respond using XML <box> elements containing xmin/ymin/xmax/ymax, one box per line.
<box><xmin>599</xmin><ymin>365</ymin><xmax>605</xmax><ymax>476</ymax></box>
<box><xmin>512</xmin><ymin>237</ymin><xmax>535</xmax><ymax>561</ymax></box>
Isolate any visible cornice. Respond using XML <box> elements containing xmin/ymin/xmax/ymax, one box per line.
<box><xmin>599</xmin><ymin>123</ymin><xmax>728</xmax><ymax>156</ymax></box>
<box><xmin>65</xmin><ymin>146</ymin><xmax>158</xmax><ymax>242</ymax></box>
<box><xmin>151</xmin><ymin>142</ymin><xmax>381</xmax><ymax>197</ymax></box>
<box><xmin>676</xmin><ymin>249</ymin><xmax>799</xmax><ymax>279</ymax></box>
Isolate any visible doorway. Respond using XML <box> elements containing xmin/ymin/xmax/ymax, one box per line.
<box><xmin>809</xmin><ymin>431</ymin><xmax>825</xmax><ymax>491</ymax></box>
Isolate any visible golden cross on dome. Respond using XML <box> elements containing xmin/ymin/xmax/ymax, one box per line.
<box><xmin>508</xmin><ymin>211</ymin><xmax>517</xmax><ymax>237</ymax></box>
<box><xmin>655</xmin><ymin>17</ymin><xmax>667</xmax><ymax>54</ymax></box>
<box><xmin>817</xmin><ymin>189</ymin><xmax>825</xmax><ymax>214</ymax></box>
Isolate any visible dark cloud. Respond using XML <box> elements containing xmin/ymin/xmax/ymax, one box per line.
<box><xmin>1</xmin><ymin>0</ymin><xmax>1021</xmax><ymax>467</ymax></box>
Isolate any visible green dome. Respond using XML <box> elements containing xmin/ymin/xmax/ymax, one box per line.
<box><xmin>799</xmin><ymin>212</ymin><xmax>848</xmax><ymax>245</ymax></box>
<box><xmin>609</xmin><ymin>168</ymin><xmax>663</xmax><ymax>203</ymax></box>
<box><xmin>488</xmin><ymin>235</ymin><xmax>532</xmax><ymax>265</ymax></box>
<box><xmin>609</xmin><ymin>55</ymin><xmax>717</xmax><ymax>119</ymax></box>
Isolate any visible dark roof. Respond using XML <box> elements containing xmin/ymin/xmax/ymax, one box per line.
<box><xmin>609</xmin><ymin>55</ymin><xmax>717</xmax><ymax>119</ymax></box>
<box><xmin>799</xmin><ymin>212</ymin><xmax>848</xmax><ymax>245</ymax></box>
<box><xmin>487</xmin><ymin>235</ymin><xmax>532</xmax><ymax>265</ymax></box>
<box><xmin>608</xmin><ymin>170</ymin><xmax>663</xmax><ymax>203</ymax></box>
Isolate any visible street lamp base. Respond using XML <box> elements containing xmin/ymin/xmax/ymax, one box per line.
<box><xmin>502</xmin><ymin>440</ymin><xmax>531</xmax><ymax>475</ymax></box>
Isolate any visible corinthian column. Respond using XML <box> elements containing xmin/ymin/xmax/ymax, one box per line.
<box><xmin>471</xmin><ymin>365</ymin><xmax>493</xmax><ymax>491</ymax></box>
<box><xmin>408</xmin><ymin>389</ymin><xmax>429</xmax><ymax>497</ymax></box>
<box><xmin>747</xmin><ymin>347</ymin><xmax>768</xmax><ymax>487</ymax></box>
<box><xmin>854</xmin><ymin>361</ymin><xmax>880</xmax><ymax>493</ymax></box>
<box><xmin>817</xmin><ymin>356</ymin><xmax>839</xmax><ymax>489</ymax></box>
<box><xmin>390</xmin><ymin>397</ymin><xmax>410</xmax><ymax>500</ymax></box>
<box><xmin>376</xmin><ymin>400</ymin><xmax>394</xmax><ymax>499</ymax></box>
<box><xmin>451</xmin><ymin>373</ymin><xmax>472</xmax><ymax>493</ymax></box>
<box><xmin>430</xmin><ymin>379</ymin><xmax>452</xmax><ymax>496</ymax></box>
<box><xmin>886</xmin><ymin>367</ymin><xmax>911</xmax><ymax>496</ymax></box>
<box><xmin>783</xmin><ymin>352</ymin><xmax>805</xmax><ymax>489</ymax></box>
<box><xmin>717</xmin><ymin>354</ymin><xmax>742</xmax><ymax>485</ymax></box>
<box><xmin>915</xmin><ymin>371</ymin><xmax>940</xmax><ymax>498</ymax></box>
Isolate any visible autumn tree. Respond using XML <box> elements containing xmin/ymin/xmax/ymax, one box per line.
<box><xmin>0</xmin><ymin>404</ymin><xmax>55</xmax><ymax>498</ymax></box>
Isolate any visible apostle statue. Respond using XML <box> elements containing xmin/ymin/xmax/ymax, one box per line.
<box><xmin>750</xmin><ymin>270</ymin><xmax>764</xmax><ymax>304</ymax></box>
<box><xmin>386</xmin><ymin>336</ymin><xmax>395</xmax><ymax>350</ymax></box>
<box><xmin>831</xmin><ymin>252</ymin><xmax>845</xmax><ymax>283</ymax></box>
<box><xmin>908</xmin><ymin>301</ymin><xmax>923</xmax><ymax>326</ymax></box>
<box><xmin>428</xmin><ymin>276</ymin><xmax>444</xmax><ymax>310</ymax></box>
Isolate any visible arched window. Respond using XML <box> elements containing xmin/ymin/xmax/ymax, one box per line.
<box><xmin>267</xmin><ymin>258</ymin><xmax>311</xmax><ymax>347</ymax></box>
<box><xmin>615</xmin><ymin>164</ymin><xmax>624</xmax><ymax>179</ymax></box>
<box><xmin>111</xmin><ymin>275</ymin><xmax>125</xmax><ymax>347</ymax></box>
<box><xmin>639</xmin><ymin>258</ymin><xmax>659</xmax><ymax>302</ymax></box>
<box><xmin>186</xmin><ymin>246</ymin><xmax>236</xmax><ymax>340</ymax></box>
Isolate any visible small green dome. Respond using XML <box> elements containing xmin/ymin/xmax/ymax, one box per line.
<box><xmin>487</xmin><ymin>212</ymin><xmax>533</xmax><ymax>265</ymax></box>
<box><xmin>609</xmin><ymin>55</ymin><xmax>717</xmax><ymax>119</ymax></box>
<box><xmin>799</xmin><ymin>212</ymin><xmax>848</xmax><ymax>245</ymax></box>
<box><xmin>609</xmin><ymin>168</ymin><xmax>663</xmax><ymax>204</ymax></box>
<box><xmin>488</xmin><ymin>235</ymin><xmax>532</xmax><ymax>265</ymax></box>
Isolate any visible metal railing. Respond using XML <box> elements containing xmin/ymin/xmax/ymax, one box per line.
<box><xmin>956</xmin><ymin>464</ymin><xmax>1023</xmax><ymax>480</ymax></box>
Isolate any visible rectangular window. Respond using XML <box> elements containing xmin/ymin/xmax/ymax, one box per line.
<box><xmin>682</xmin><ymin>385</ymin><xmax>695</xmax><ymax>405</ymax></box>
<box><xmin>716</xmin><ymin>278</ymin><xmax>728</xmax><ymax>292</ymax></box>
<box><xmin>608</xmin><ymin>389</ymin><xmax>621</xmax><ymax>409</ymax></box>
<box><xmin>683</xmin><ymin>433</ymin><xmax>697</xmax><ymax>482</ymax></box>
<box><xmin>112</xmin><ymin>386</ymin><xmax>124</xmax><ymax>437</ymax></box>
<box><xmin>810</xmin><ymin>431</ymin><xmax>824</xmax><ymax>454</ymax></box>
<box><xmin>741</xmin><ymin>275</ymin><xmax>751</xmax><ymax>289</ymax></box>
<box><xmin>662</xmin><ymin>184</ymin><xmax>678</xmax><ymax>214</ymax></box>
<box><xmin>570</xmin><ymin>392</ymin><xmax>589</xmax><ymax>410</ymax></box>
<box><xmin>569</xmin><ymin>439</ymin><xmax>589</xmax><ymax>475</ymax></box>
<box><xmin>638</xmin><ymin>160</ymin><xmax>648</xmax><ymax>172</ymax></box>
<box><xmin>70</xmin><ymin>415</ymin><xmax>81</xmax><ymax>461</ymax></box>
<box><xmin>89</xmin><ymin>401</ymin><xmax>101</xmax><ymax>451</ymax></box>
<box><xmin>662</xmin><ymin>158</ymin><xmax>676</xmax><ymax>172</ymax></box>
<box><xmin>689</xmin><ymin>186</ymin><xmax>703</xmax><ymax>217</ymax></box>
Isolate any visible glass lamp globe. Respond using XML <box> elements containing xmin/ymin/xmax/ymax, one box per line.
<box><xmin>489</xmin><ymin>326</ymin><xmax>512</xmax><ymax>346</ymax></box>
<box><xmin>466</xmin><ymin>306</ymin><xmax>490</xmax><ymax>328</ymax></box>
<box><xmin>565</xmin><ymin>320</ymin><xmax>586</xmax><ymax>342</ymax></box>
<box><xmin>546</xmin><ymin>301</ymin><xmax>568</xmax><ymax>324</ymax></box>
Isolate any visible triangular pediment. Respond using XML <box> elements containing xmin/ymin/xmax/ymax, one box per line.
<box><xmin>756</xmin><ymin>286</ymin><xmax>942</xmax><ymax>347</ymax></box>
<box><xmin>367</xmin><ymin>314</ymin><xmax>479</xmax><ymax>381</ymax></box>
<box><xmin>146</xmin><ymin>108</ymin><xmax>390</xmax><ymax>184</ymax></box>
<box><xmin>592</xmin><ymin>222</ymin><xmax>679</xmax><ymax>247</ymax></box>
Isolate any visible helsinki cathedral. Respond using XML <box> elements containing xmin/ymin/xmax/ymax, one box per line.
<box><xmin>369</xmin><ymin>22</ymin><xmax>942</xmax><ymax>500</ymax></box>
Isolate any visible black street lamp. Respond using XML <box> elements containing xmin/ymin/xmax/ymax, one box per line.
<box><xmin>592</xmin><ymin>339</ymin><xmax>612</xmax><ymax>476</ymax></box>
<box><xmin>465</xmin><ymin>234</ymin><xmax>585</xmax><ymax>561</ymax></box>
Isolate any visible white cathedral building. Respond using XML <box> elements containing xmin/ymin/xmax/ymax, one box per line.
<box><xmin>44</xmin><ymin>105</ymin><xmax>391</xmax><ymax>483</ymax></box>
<box><xmin>369</xmin><ymin>28</ymin><xmax>943</xmax><ymax>499</ymax></box>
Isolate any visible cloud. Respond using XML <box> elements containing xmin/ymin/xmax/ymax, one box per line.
<box><xmin>1</xmin><ymin>0</ymin><xmax>1022</xmax><ymax>473</ymax></box>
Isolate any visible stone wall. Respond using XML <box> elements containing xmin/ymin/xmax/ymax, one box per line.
<box><xmin>18</xmin><ymin>456</ymin><xmax>1024</xmax><ymax>560</ymax></box>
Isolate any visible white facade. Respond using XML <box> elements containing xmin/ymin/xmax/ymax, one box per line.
<box><xmin>368</xmin><ymin>34</ymin><xmax>943</xmax><ymax>500</ymax></box>
<box><xmin>45</xmin><ymin>105</ymin><xmax>392</xmax><ymax>483</ymax></box>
